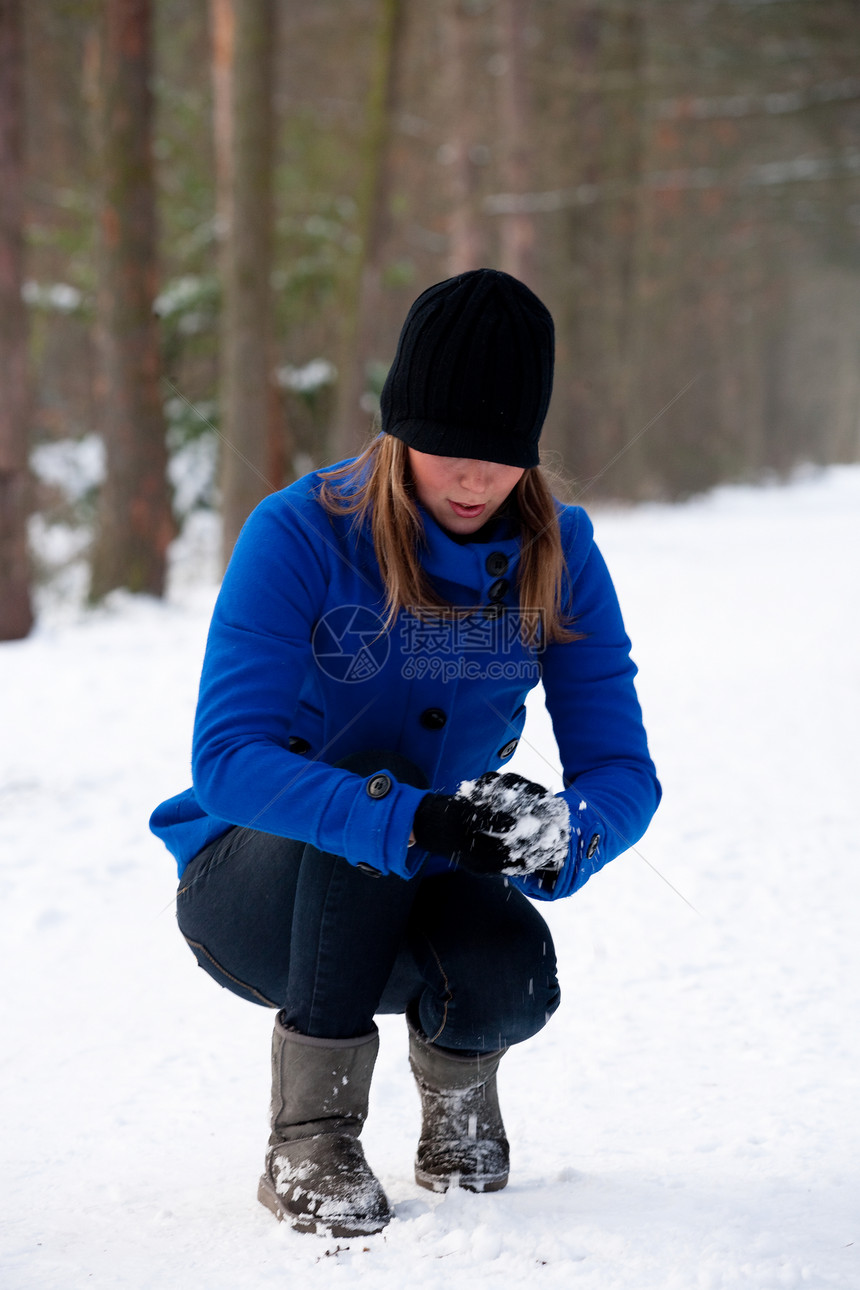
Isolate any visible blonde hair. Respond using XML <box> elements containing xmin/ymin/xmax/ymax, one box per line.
<box><xmin>317</xmin><ymin>434</ymin><xmax>580</xmax><ymax>646</ymax></box>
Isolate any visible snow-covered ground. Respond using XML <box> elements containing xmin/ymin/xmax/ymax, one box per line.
<box><xmin>2</xmin><ymin>465</ymin><xmax>858</xmax><ymax>1289</ymax></box>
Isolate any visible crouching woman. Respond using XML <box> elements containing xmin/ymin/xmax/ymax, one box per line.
<box><xmin>149</xmin><ymin>269</ymin><xmax>661</xmax><ymax>1237</ymax></box>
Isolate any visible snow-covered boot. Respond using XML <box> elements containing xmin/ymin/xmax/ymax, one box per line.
<box><xmin>407</xmin><ymin>1013</ymin><xmax>509</xmax><ymax>1193</ymax></box>
<box><xmin>257</xmin><ymin>1014</ymin><xmax>392</xmax><ymax>1237</ymax></box>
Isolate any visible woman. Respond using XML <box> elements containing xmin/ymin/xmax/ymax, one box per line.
<box><xmin>150</xmin><ymin>268</ymin><xmax>660</xmax><ymax>1238</ymax></box>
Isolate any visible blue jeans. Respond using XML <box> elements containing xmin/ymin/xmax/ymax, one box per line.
<box><xmin>176</xmin><ymin>751</ymin><xmax>560</xmax><ymax>1052</ymax></box>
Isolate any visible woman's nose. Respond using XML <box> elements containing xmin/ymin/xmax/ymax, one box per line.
<box><xmin>459</xmin><ymin>461</ymin><xmax>489</xmax><ymax>493</ymax></box>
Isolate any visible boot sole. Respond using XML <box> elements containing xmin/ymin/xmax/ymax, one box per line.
<box><xmin>257</xmin><ymin>1174</ymin><xmax>391</xmax><ymax>1238</ymax></box>
<box><xmin>414</xmin><ymin>1165</ymin><xmax>508</xmax><ymax>1194</ymax></box>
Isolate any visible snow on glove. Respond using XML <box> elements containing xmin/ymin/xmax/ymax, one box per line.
<box><xmin>455</xmin><ymin>772</ymin><xmax>570</xmax><ymax>876</ymax></box>
<box><xmin>412</xmin><ymin>790</ymin><xmax>517</xmax><ymax>872</ymax></box>
<box><xmin>412</xmin><ymin>772</ymin><xmax>570</xmax><ymax>877</ymax></box>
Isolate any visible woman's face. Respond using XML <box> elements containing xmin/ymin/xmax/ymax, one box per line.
<box><xmin>407</xmin><ymin>447</ymin><xmax>525</xmax><ymax>537</ymax></box>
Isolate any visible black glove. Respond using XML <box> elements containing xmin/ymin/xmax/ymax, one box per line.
<box><xmin>412</xmin><ymin>772</ymin><xmax>570</xmax><ymax>877</ymax></box>
<box><xmin>412</xmin><ymin>789</ymin><xmax>516</xmax><ymax>873</ymax></box>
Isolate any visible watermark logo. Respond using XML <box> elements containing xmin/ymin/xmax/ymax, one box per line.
<box><xmin>312</xmin><ymin>604</ymin><xmax>544</xmax><ymax>684</ymax></box>
<box><xmin>401</xmin><ymin>607</ymin><xmax>544</xmax><ymax>657</ymax></box>
<box><xmin>399</xmin><ymin>606</ymin><xmax>543</xmax><ymax>683</ymax></box>
<box><xmin>400</xmin><ymin>655</ymin><xmax>540</xmax><ymax>682</ymax></box>
<box><xmin>312</xmin><ymin>605</ymin><xmax>389</xmax><ymax>682</ymax></box>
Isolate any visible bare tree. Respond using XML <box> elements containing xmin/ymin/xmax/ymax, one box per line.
<box><xmin>216</xmin><ymin>0</ymin><xmax>276</xmax><ymax>568</ymax></box>
<box><xmin>495</xmin><ymin>0</ymin><xmax>536</xmax><ymax>285</ymax></box>
<box><xmin>0</xmin><ymin>0</ymin><xmax>33</xmax><ymax>639</ymax></box>
<box><xmin>15</xmin><ymin>0</ymin><xmax>860</xmax><ymax>511</ymax></box>
<box><xmin>332</xmin><ymin>0</ymin><xmax>404</xmax><ymax>459</ymax></box>
<box><xmin>89</xmin><ymin>0</ymin><xmax>174</xmax><ymax>601</ymax></box>
<box><xmin>551</xmin><ymin>1</ymin><xmax>651</xmax><ymax>492</ymax></box>
<box><xmin>209</xmin><ymin>0</ymin><xmax>234</xmax><ymax>250</ymax></box>
<box><xmin>439</xmin><ymin>0</ymin><xmax>487</xmax><ymax>275</ymax></box>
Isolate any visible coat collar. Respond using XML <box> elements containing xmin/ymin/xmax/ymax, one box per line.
<box><xmin>415</xmin><ymin>502</ymin><xmax>521</xmax><ymax>595</ymax></box>
<box><xmin>315</xmin><ymin>453</ymin><xmax>522</xmax><ymax>596</ymax></box>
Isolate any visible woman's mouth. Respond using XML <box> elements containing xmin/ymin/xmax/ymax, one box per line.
<box><xmin>448</xmin><ymin>500</ymin><xmax>486</xmax><ymax>520</ymax></box>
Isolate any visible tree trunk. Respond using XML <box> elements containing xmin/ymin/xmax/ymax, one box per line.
<box><xmin>440</xmin><ymin>0</ymin><xmax>486</xmax><ymax>275</ymax></box>
<box><xmin>217</xmin><ymin>0</ymin><xmax>275</xmax><ymax>569</ymax></box>
<box><xmin>332</xmin><ymin>0</ymin><xmax>404</xmax><ymax>459</ymax></box>
<box><xmin>209</xmin><ymin>0</ymin><xmax>234</xmax><ymax>249</ymax></box>
<box><xmin>495</xmin><ymin>0</ymin><xmax>536</xmax><ymax>286</ymax></box>
<box><xmin>89</xmin><ymin>0</ymin><xmax>174</xmax><ymax>601</ymax></box>
<box><xmin>557</xmin><ymin>1</ymin><xmax>649</xmax><ymax>491</ymax></box>
<box><xmin>0</xmin><ymin>0</ymin><xmax>33</xmax><ymax>639</ymax></box>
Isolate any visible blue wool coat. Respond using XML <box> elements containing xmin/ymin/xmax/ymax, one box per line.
<box><xmin>150</xmin><ymin>458</ymin><xmax>660</xmax><ymax>900</ymax></box>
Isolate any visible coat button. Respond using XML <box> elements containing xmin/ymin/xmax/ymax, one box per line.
<box><xmin>366</xmin><ymin>773</ymin><xmax>392</xmax><ymax>799</ymax></box>
<box><xmin>288</xmin><ymin>736</ymin><xmax>310</xmax><ymax>754</ymax></box>
<box><xmin>483</xmin><ymin>603</ymin><xmax>503</xmax><ymax>619</ymax></box>
<box><xmin>498</xmin><ymin>738</ymin><xmax>518</xmax><ymax>759</ymax></box>
<box><xmin>586</xmin><ymin>833</ymin><xmax>600</xmax><ymax>859</ymax></box>
<box><xmin>420</xmin><ymin>707</ymin><xmax>447</xmax><ymax>730</ymax></box>
<box><xmin>488</xmin><ymin>577</ymin><xmax>510</xmax><ymax>602</ymax></box>
<box><xmin>485</xmin><ymin>551</ymin><xmax>509</xmax><ymax>577</ymax></box>
<box><xmin>356</xmin><ymin>862</ymin><xmax>382</xmax><ymax>877</ymax></box>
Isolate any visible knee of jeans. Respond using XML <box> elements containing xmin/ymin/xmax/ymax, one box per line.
<box><xmin>501</xmin><ymin>969</ymin><xmax>561</xmax><ymax>1045</ymax></box>
<box><xmin>421</xmin><ymin>950</ymin><xmax>561</xmax><ymax>1050</ymax></box>
<box><xmin>420</xmin><ymin>977</ymin><xmax>560</xmax><ymax>1052</ymax></box>
<box><xmin>333</xmin><ymin>748</ymin><xmax>429</xmax><ymax>792</ymax></box>
<box><xmin>495</xmin><ymin>934</ymin><xmax>561</xmax><ymax>1044</ymax></box>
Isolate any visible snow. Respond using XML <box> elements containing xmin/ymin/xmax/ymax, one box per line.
<box><xmin>2</xmin><ymin>464</ymin><xmax>859</xmax><ymax>1288</ymax></box>
<box><xmin>456</xmin><ymin>773</ymin><xmax>570</xmax><ymax>872</ymax></box>
<box><xmin>276</xmin><ymin>358</ymin><xmax>338</xmax><ymax>393</ymax></box>
<box><xmin>154</xmin><ymin>275</ymin><xmax>210</xmax><ymax>317</ymax></box>
<box><xmin>30</xmin><ymin>433</ymin><xmax>106</xmax><ymax>499</ymax></box>
<box><xmin>21</xmin><ymin>281</ymin><xmax>84</xmax><ymax>313</ymax></box>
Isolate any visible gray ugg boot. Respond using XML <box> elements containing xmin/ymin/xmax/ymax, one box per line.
<box><xmin>407</xmin><ymin>1013</ymin><xmax>509</xmax><ymax>1193</ymax></box>
<box><xmin>257</xmin><ymin>1014</ymin><xmax>392</xmax><ymax>1237</ymax></box>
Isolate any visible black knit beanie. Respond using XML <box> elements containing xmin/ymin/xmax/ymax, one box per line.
<box><xmin>380</xmin><ymin>268</ymin><xmax>554</xmax><ymax>469</ymax></box>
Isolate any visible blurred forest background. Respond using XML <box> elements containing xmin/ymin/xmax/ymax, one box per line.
<box><xmin>1</xmin><ymin>0</ymin><xmax>859</xmax><ymax>638</ymax></box>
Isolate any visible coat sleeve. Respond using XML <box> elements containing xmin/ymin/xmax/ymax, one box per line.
<box><xmin>514</xmin><ymin>510</ymin><xmax>661</xmax><ymax>901</ymax></box>
<box><xmin>190</xmin><ymin>491</ymin><xmax>427</xmax><ymax>878</ymax></box>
